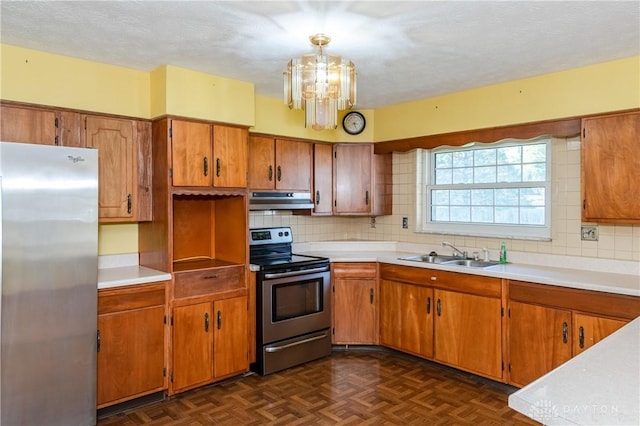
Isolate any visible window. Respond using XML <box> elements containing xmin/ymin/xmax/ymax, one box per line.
<box><xmin>420</xmin><ymin>137</ymin><xmax>551</xmax><ymax>240</ymax></box>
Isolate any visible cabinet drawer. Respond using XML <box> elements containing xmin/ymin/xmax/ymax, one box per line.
<box><xmin>174</xmin><ymin>266</ymin><xmax>245</xmax><ymax>299</ymax></box>
<box><xmin>332</xmin><ymin>262</ymin><xmax>377</xmax><ymax>278</ymax></box>
<box><xmin>434</xmin><ymin>271</ymin><xmax>501</xmax><ymax>298</ymax></box>
<box><xmin>379</xmin><ymin>263</ymin><xmax>430</xmax><ymax>286</ymax></box>
<box><xmin>98</xmin><ymin>282</ymin><xmax>166</xmax><ymax>315</ymax></box>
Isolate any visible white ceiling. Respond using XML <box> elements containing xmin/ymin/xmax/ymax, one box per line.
<box><xmin>1</xmin><ymin>1</ymin><xmax>639</xmax><ymax>109</ymax></box>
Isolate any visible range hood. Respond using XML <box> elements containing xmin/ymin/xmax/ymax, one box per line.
<box><xmin>249</xmin><ymin>192</ymin><xmax>314</xmax><ymax>210</ymax></box>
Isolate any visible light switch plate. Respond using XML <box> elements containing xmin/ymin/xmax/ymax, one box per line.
<box><xmin>581</xmin><ymin>225</ymin><xmax>598</xmax><ymax>241</ymax></box>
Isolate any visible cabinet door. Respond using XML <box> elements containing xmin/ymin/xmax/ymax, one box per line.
<box><xmin>380</xmin><ymin>279</ymin><xmax>433</xmax><ymax>358</ymax></box>
<box><xmin>212</xmin><ymin>125</ymin><xmax>247</xmax><ymax>188</ymax></box>
<box><xmin>313</xmin><ymin>143</ymin><xmax>333</xmax><ymax>215</ymax></box>
<box><xmin>333</xmin><ymin>276</ymin><xmax>377</xmax><ymax>344</ymax></box>
<box><xmin>401</xmin><ymin>283</ymin><xmax>434</xmax><ymax>358</ymax></box>
<box><xmin>434</xmin><ymin>289</ymin><xmax>502</xmax><ymax>380</ymax></box>
<box><xmin>582</xmin><ymin>112</ymin><xmax>640</xmax><ymax>223</ymax></box>
<box><xmin>85</xmin><ymin>116</ymin><xmax>135</xmax><ymax>219</ymax></box>
<box><xmin>508</xmin><ymin>301</ymin><xmax>572</xmax><ymax>387</ymax></box>
<box><xmin>573</xmin><ymin>313</ymin><xmax>626</xmax><ymax>355</ymax></box>
<box><xmin>171</xmin><ymin>120</ymin><xmax>212</xmax><ymax>187</ymax></box>
<box><xmin>172</xmin><ymin>302</ymin><xmax>213</xmax><ymax>392</ymax></box>
<box><xmin>333</xmin><ymin>144</ymin><xmax>372</xmax><ymax>214</ymax></box>
<box><xmin>0</xmin><ymin>105</ymin><xmax>57</xmax><ymax>145</ymax></box>
<box><xmin>380</xmin><ymin>279</ymin><xmax>403</xmax><ymax>349</ymax></box>
<box><xmin>213</xmin><ymin>296</ymin><xmax>248</xmax><ymax>378</ymax></box>
<box><xmin>97</xmin><ymin>306</ymin><xmax>165</xmax><ymax>407</ymax></box>
<box><xmin>248</xmin><ymin>135</ymin><xmax>276</xmax><ymax>189</ymax></box>
<box><xmin>275</xmin><ymin>139</ymin><xmax>312</xmax><ymax>192</ymax></box>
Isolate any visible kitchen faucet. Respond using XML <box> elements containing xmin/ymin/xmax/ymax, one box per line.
<box><xmin>442</xmin><ymin>241</ymin><xmax>468</xmax><ymax>258</ymax></box>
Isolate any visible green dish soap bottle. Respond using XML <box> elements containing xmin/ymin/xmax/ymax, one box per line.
<box><xmin>499</xmin><ymin>242</ymin><xmax>507</xmax><ymax>264</ymax></box>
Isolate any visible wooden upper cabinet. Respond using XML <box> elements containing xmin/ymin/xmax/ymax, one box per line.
<box><xmin>275</xmin><ymin>139</ymin><xmax>312</xmax><ymax>192</ymax></box>
<box><xmin>84</xmin><ymin>115</ymin><xmax>136</xmax><ymax>221</ymax></box>
<box><xmin>170</xmin><ymin>119</ymin><xmax>247</xmax><ymax>188</ymax></box>
<box><xmin>1</xmin><ymin>104</ymin><xmax>84</xmax><ymax>147</ymax></box>
<box><xmin>1</xmin><ymin>104</ymin><xmax>57</xmax><ymax>145</ymax></box>
<box><xmin>581</xmin><ymin>111</ymin><xmax>640</xmax><ymax>223</ymax></box>
<box><xmin>313</xmin><ymin>143</ymin><xmax>333</xmax><ymax>215</ymax></box>
<box><xmin>171</xmin><ymin>120</ymin><xmax>213</xmax><ymax>187</ymax></box>
<box><xmin>212</xmin><ymin>125</ymin><xmax>247</xmax><ymax>188</ymax></box>
<box><xmin>333</xmin><ymin>143</ymin><xmax>392</xmax><ymax>216</ymax></box>
<box><xmin>248</xmin><ymin>135</ymin><xmax>311</xmax><ymax>192</ymax></box>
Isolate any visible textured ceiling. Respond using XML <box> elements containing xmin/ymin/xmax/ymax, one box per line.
<box><xmin>1</xmin><ymin>1</ymin><xmax>639</xmax><ymax>109</ymax></box>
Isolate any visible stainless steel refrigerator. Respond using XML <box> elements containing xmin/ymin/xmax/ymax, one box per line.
<box><xmin>0</xmin><ymin>141</ymin><xmax>98</xmax><ymax>425</ymax></box>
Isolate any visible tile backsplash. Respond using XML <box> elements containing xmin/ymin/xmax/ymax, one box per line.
<box><xmin>250</xmin><ymin>137</ymin><xmax>640</xmax><ymax>262</ymax></box>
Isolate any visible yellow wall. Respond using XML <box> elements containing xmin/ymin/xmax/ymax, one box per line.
<box><xmin>0</xmin><ymin>44</ymin><xmax>151</xmax><ymax>118</ymax></box>
<box><xmin>374</xmin><ymin>56</ymin><xmax>640</xmax><ymax>141</ymax></box>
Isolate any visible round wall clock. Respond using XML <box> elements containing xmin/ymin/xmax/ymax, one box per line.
<box><xmin>342</xmin><ymin>111</ymin><xmax>366</xmax><ymax>135</ymax></box>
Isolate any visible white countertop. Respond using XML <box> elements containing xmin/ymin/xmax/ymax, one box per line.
<box><xmin>508</xmin><ymin>317</ymin><xmax>640</xmax><ymax>425</ymax></box>
<box><xmin>292</xmin><ymin>241</ymin><xmax>639</xmax><ymax>297</ymax></box>
<box><xmin>97</xmin><ymin>253</ymin><xmax>171</xmax><ymax>289</ymax></box>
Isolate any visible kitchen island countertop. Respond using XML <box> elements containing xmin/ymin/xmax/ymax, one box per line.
<box><xmin>508</xmin><ymin>317</ymin><xmax>640</xmax><ymax>425</ymax></box>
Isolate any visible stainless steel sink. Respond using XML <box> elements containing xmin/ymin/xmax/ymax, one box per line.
<box><xmin>441</xmin><ymin>259</ymin><xmax>501</xmax><ymax>268</ymax></box>
<box><xmin>398</xmin><ymin>254</ymin><xmax>458</xmax><ymax>264</ymax></box>
<box><xmin>398</xmin><ymin>254</ymin><xmax>500</xmax><ymax>268</ymax></box>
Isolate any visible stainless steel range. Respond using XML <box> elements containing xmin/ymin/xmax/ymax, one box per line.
<box><xmin>250</xmin><ymin>227</ymin><xmax>331</xmax><ymax>375</ymax></box>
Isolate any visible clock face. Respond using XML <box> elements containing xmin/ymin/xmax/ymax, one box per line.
<box><xmin>342</xmin><ymin>111</ymin><xmax>366</xmax><ymax>135</ymax></box>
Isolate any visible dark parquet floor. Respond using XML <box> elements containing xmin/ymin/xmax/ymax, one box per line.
<box><xmin>98</xmin><ymin>349</ymin><xmax>539</xmax><ymax>425</ymax></box>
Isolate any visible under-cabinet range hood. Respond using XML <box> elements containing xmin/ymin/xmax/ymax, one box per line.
<box><xmin>249</xmin><ymin>191</ymin><xmax>314</xmax><ymax>210</ymax></box>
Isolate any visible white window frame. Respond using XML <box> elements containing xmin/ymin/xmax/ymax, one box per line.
<box><xmin>418</xmin><ymin>137</ymin><xmax>552</xmax><ymax>240</ymax></box>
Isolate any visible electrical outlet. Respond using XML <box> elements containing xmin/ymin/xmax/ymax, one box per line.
<box><xmin>370</xmin><ymin>217</ymin><xmax>376</xmax><ymax>228</ymax></box>
<box><xmin>402</xmin><ymin>217</ymin><xmax>409</xmax><ymax>229</ymax></box>
<box><xmin>581</xmin><ymin>225</ymin><xmax>599</xmax><ymax>241</ymax></box>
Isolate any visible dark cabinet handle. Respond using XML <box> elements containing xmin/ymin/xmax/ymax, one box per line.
<box><xmin>369</xmin><ymin>288</ymin><xmax>374</xmax><ymax>304</ymax></box>
<box><xmin>365</xmin><ymin>190</ymin><xmax>369</xmax><ymax>205</ymax></box>
<box><xmin>96</xmin><ymin>330</ymin><xmax>101</xmax><ymax>352</ymax></box>
<box><xmin>316</xmin><ymin>190</ymin><xmax>320</xmax><ymax>205</ymax></box>
<box><xmin>127</xmin><ymin>194</ymin><xmax>132</xmax><ymax>214</ymax></box>
<box><xmin>579</xmin><ymin>326</ymin><xmax>585</xmax><ymax>348</ymax></box>
<box><xmin>217</xmin><ymin>311</ymin><xmax>222</xmax><ymax>330</ymax></box>
<box><xmin>277</xmin><ymin>165</ymin><xmax>282</xmax><ymax>182</ymax></box>
<box><xmin>426</xmin><ymin>297</ymin><xmax>431</xmax><ymax>314</ymax></box>
<box><xmin>562</xmin><ymin>321</ymin><xmax>568</xmax><ymax>344</ymax></box>
<box><xmin>216</xmin><ymin>158</ymin><xmax>221</xmax><ymax>177</ymax></box>
<box><xmin>203</xmin><ymin>157</ymin><xmax>209</xmax><ymax>177</ymax></box>
<box><xmin>436</xmin><ymin>299</ymin><xmax>441</xmax><ymax>316</ymax></box>
<box><xmin>268</xmin><ymin>165</ymin><xmax>273</xmax><ymax>181</ymax></box>
<box><xmin>204</xmin><ymin>312</ymin><xmax>209</xmax><ymax>332</ymax></box>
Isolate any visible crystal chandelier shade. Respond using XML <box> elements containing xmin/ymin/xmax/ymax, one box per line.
<box><xmin>284</xmin><ymin>34</ymin><xmax>356</xmax><ymax>130</ymax></box>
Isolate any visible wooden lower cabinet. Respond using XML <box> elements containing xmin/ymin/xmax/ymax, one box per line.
<box><xmin>434</xmin><ymin>289</ymin><xmax>502</xmax><ymax>380</ymax></box>
<box><xmin>97</xmin><ymin>282</ymin><xmax>167</xmax><ymax>408</ymax></box>
<box><xmin>380</xmin><ymin>279</ymin><xmax>433</xmax><ymax>358</ymax></box>
<box><xmin>171</xmin><ymin>295</ymin><xmax>248</xmax><ymax>394</ymax></box>
<box><xmin>332</xmin><ymin>263</ymin><xmax>378</xmax><ymax>344</ymax></box>
<box><xmin>172</xmin><ymin>302</ymin><xmax>213</xmax><ymax>392</ymax></box>
<box><xmin>572</xmin><ymin>313</ymin><xmax>626</xmax><ymax>355</ymax></box>
<box><xmin>507</xmin><ymin>280</ymin><xmax>638</xmax><ymax>387</ymax></box>
<box><xmin>507</xmin><ymin>301</ymin><xmax>572</xmax><ymax>387</ymax></box>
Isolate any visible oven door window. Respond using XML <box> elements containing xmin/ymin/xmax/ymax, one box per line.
<box><xmin>272</xmin><ymin>278</ymin><xmax>323</xmax><ymax>322</ymax></box>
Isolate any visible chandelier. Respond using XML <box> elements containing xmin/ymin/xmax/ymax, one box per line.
<box><xmin>284</xmin><ymin>34</ymin><xmax>356</xmax><ymax>130</ymax></box>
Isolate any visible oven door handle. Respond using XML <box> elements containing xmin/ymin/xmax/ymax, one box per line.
<box><xmin>265</xmin><ymin>333</ymin><xmax>329</xmax><ymax>353</ymax></box>
<box><xmin>263</xmin><ymin>266</ymin><xmax>329</xmax><ymax>279</ymax></box>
